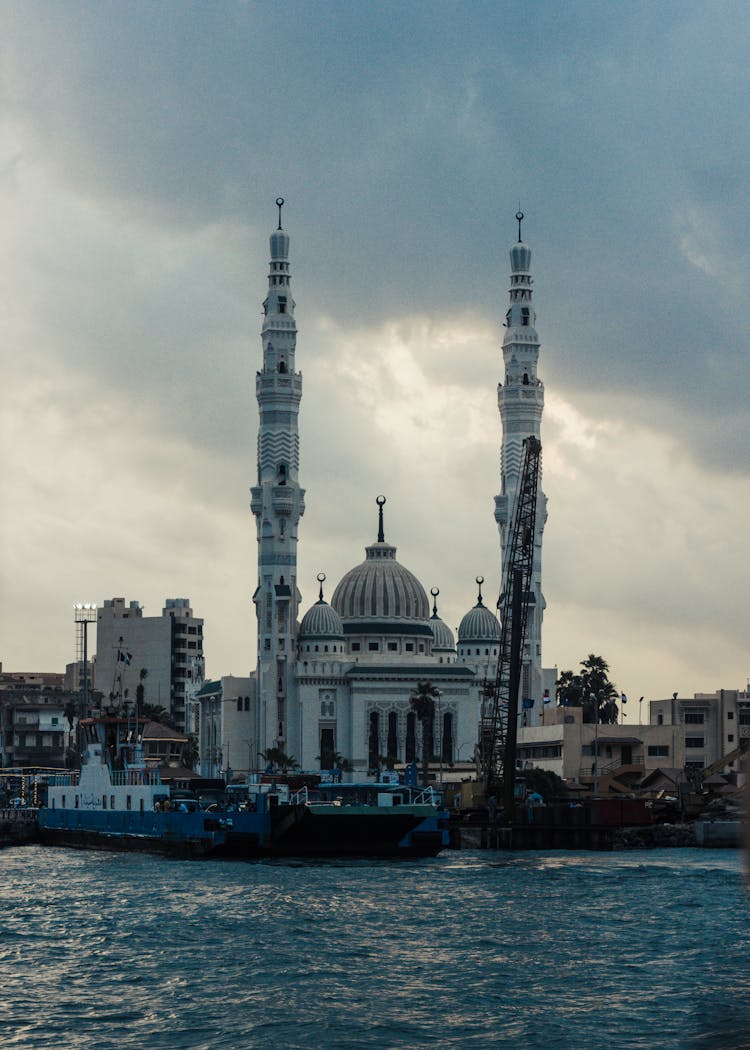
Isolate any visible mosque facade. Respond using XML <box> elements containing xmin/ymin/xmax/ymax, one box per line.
<box><xmin>250</xmin><ymin>204</ymin><xmax>550</xmax><ymax>776</ymax></box>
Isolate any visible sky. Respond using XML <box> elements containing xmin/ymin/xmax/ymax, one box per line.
<box><xmin>2</xmin><ymin>1</ymin><xmax>749</xmax><ymax>714</ymax></box>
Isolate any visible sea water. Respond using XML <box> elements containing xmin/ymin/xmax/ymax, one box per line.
<box><xmin>0</xmin><ymin>846</ymin><xmax>747</xmax><ymax>1049</ymax></box>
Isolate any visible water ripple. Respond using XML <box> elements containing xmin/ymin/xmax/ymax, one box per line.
<box><xmin>0</xmin><ymin>846</ymin><xmax>746</xmax><ymax>1048</ymax></box>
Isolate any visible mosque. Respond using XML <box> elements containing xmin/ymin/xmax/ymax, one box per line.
<box><xmin>243</xmin><ymin>202</ymin><xmax>553</xmax><ymax>777</ymax></box>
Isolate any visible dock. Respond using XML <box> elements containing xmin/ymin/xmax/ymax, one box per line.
<box><xmin>0</xmin><ymin>808</ymin><xmax>39</xmax><ymax>848</ymax></box>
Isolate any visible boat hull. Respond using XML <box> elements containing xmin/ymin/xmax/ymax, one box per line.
<box><xmin>38</xmin><ymin>804</ymin><xmax>448</xmax><ymax>859</ymax></box>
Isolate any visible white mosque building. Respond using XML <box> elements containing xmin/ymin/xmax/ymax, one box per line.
<box><xmin>234</xmin><ymin>201</ymin><xmax>555</xmax><ymax>779</ymax></box>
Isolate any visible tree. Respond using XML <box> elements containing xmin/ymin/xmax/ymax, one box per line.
<box><xmin>316</xmin><ymin>750</ymin><xmax>354</xmax><ymax>778</ymax></box>
<box><xmin>410</xmin><ymin>680</ymin><xmax>439</xmax><ymax>786</ymax></box>
<box><xmin>181</xmin><ymin>735</ymin><xmax>199</xmax><ymax>770</ymax></box>
<box><xmin>141</xmin><ymin>703</ymin><xmax>179</xmax><ymax>730</ymax></box>
<box><xmin>64</xmin><ymin>699</ymin><xmax>77</xmax><ymax>732</ymax></box>
<box><xmin>523</xmin><ymin>767</ymin><xmax>568</xmax><ymax>801</ymax></box>
<box><xmin>136</xmin><ymin>667</ymin><xmax>148</xmax><ymax>711</ymax></box>
<box><xmin>260</xmin><ymin>747</ymin><xmax>299</xmax><ymax>773</ymax></box>
<box><xmin>556</xmin><ymin>655</ymin><xmax>619</xmax><ymax>724</ymax></box>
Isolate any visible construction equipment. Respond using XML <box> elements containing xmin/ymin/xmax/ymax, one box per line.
<box><xmin>479</xmin><ymin>435</ymin><xmax>541</xmax><ymax>815</ymax></box>
<box><xmin>685</xmin><ymin>740</ymin><xmax>749</xmax><ymax>790</ymax></box>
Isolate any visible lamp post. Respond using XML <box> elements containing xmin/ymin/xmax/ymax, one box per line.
<box><xmin>591</xmin><ymin>692</ymin><xmax>600</xmax><ymax>798</ymax></box>
<box><xmin>73</xmin><ymin>604</ymin><xmax>97</xmax><ymax>721</ymax></box>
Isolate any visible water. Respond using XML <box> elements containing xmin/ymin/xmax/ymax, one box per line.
<box><xmin>1</xmin><ymin>846</ymin><xmax>748</xmax><ymax>1049</ymax></box>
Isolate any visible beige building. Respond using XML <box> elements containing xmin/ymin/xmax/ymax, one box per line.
<box><xmin>94</xmin><ymin>598</ymin><xmax>204</xmax><ymax>731</ymax></box>
<box><xmin>650</xmin><ymin>688</ymin><xmax>749</xmax><ymax>774</ymax></box>
<box><xmin>517</xmin><ymin>706</ymin><xmax>676</xmax><ymax>787</ymax></box>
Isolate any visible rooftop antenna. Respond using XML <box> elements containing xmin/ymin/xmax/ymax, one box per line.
<box><xmin>276</xmin><ymin>196</ymin><xmax>284</xmax><ymax>230</ymax></box>
<box><xmin>516</xmin><ymin>208</ymin><xmax>524</xmax><ymax>243</ymax></box>
<box><xmin>376</xmin><ymin>495</ymin><xmax>386</xmax><ymax>542</ymax></box>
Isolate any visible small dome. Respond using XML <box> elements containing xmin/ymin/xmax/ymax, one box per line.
<box><xmin>270</xmin><ymin>229</ymin><xmax>290</xmax><ymax>261</ymax></box>
<box><xmin>299</xmin><ymin>599</ymin><xmax>344</xmax><ymax>640</ymax></box>
<box><xmin>428</xmin><ymin>588</ymin><xmax>455</xmax><ymax>652</ymax></box>
<box><xmin>510</xmin><ymin>241</ymin><xmax>531</xmax><ymax>274</ymax></box>
<box><xmin>430</xmin><ymin>613</ymin><xmax>456</xmax><ymax>652</ymax></box>
<box><xmin>458</xmin><ymin>583</ymin><xmax>501</xmax><ymax>643</ymax></box>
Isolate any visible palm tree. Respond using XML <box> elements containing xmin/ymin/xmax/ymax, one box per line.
<box><xmin>260</xmin><ymin>747</ymin><xmax>299</xmax><ymax>773</ymax></box>
<box><xmin>136</xmin><ymin>668</ymin><xmax>148</xmax><ymax>711</ymax></box>
<box><xmin>316</xmin><ymin>750</ymin><xmax>354</xmax><ymax>781</ymax></box>
<box><xmin>410</xmin><ymin>680</ymin><xmax>439</xmax><ymax>786</ymax></box>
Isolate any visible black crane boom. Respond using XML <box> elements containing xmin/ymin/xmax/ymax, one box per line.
<box><xmin>479</xmin><ymin>435</ymin><xmax>542</xmax><ymax>812</ymax></box>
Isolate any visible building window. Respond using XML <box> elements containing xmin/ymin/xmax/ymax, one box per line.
<box><xmin>405</xmin><ymin>712</ymin><xmax>416</xmax><ymax>763</ymax></box>
<box><xmin>684</xmin><ymin>712</ymin><xmax>704</xmax><ymax>725</ymax></box>
<box><xmin>685</xmin><ymin>737</ymin><xmax>705</xmax><ymax>748</ymax></box>
<box><xmin>126</xmin><ymin>795</ymin><xmax>132</xmax><ymax>810</ymax></box>
<box><xmin>728</xmin><ymin>711</ymin><xmax>735</xmax><ymax>719</ymax></box>
<box><xmin>368</xmin><ymin>712</ymin><xmax>380</xmax><ymax>772</ymax></box>
<box><xmin>647</xmin><ymin>745</ymin><xmax>669</xmax><ymax>757</ymax></box>
<box><xmin>278</xmin><ymin>296</ymin><xmax>287</xmax><ymax>314</ymax></box>
<box><xmin>102</xmin><ymin>795</ymin><xmax>107</xmax><ymax>809</ymax></box>
<box><xmin>728</xmin><ymin>734</ymin><xmax>735</xmax><ymax>743</ymax></box>
<box><xmin>351</xmin><ymin>642</ymin><xmax>361</xmax><ymax>652</ymax></box>
<box><xmin>387</xmin><ymin>642</ymin><xmax>398</xmax><ymax>652</ymax></box>
<box><xmin>442</xmin><ymin>712</ymin><xmax>453</xmax><ymax>764</ymax></box>
<box><xmin>368</xmin><ymin>642</ymin><xmax>379</xmax><ymax>652</ymax></box>
<box><xmin>319</xmin><ymin>726</ymin><xmax>335</xmax><ymax>769</ymax></box>
<box><xmin>237</xmin><ymin>699</ymin><xmax>243</xmax><ymax>712</ymax></box>
<box><xmin>405</xmin><ymin>643</ymin><xmax>414</xmax><ymax>653</ymax></box>
<box><xmin>387</xmin><ymin>712</ymin><xmax>398</xmax><ymax>763</ymax></box>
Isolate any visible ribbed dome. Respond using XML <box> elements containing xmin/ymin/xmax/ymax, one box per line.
<box><xmin>332</xmin><ymin>541</ymin><xmax>430</xmax><ymax>622</ymax></box>
<box><xmin>458</xmin><ymin>600</ymin><xmax>501</xmax><ymax>643</ymax></box>
<box><xmin>299</xmin><ymin>599</ymin><xmax>344</xmax><ymax>639</ymax></box>
<box><xmin>430</xmin><ymin>613</ymin><xmax>456</xmax><ymax>651</ymax></box>
<box><xmin>510</xmin><ymin>241</ymin><xmax>531</xmax><ymax>274</ymax></box>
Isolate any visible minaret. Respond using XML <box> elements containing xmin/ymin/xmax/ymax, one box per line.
<box><xmin>250</xmin><ymin>198</ymin><xmax>305</xmax><ymax>757</ymax></box>
<box><xmin>494</xmin><ymin>211</ymin><xmax>548</xmax><ymax>723</ymax></box>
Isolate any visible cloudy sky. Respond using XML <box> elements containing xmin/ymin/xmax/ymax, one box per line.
<box><xmin>2</xmin><ymin>1</ymin><xmax>749</xmax><ymax>712</ymax></box>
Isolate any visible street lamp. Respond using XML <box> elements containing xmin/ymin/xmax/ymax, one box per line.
<box><xmin>591</xmin><ymin>692</ymin><xmax>600</xmax><ymax>798</ymax></box>
<box><xmin>73</xmin><ymin>604</ymin><xmax>97</xmax><ymax>721</ymax></box>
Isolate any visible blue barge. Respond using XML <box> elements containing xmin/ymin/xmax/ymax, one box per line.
<box><xmin>39</xmin><ymin>719</ymin><xmax>447</xmax><ymax>858</ymax></box>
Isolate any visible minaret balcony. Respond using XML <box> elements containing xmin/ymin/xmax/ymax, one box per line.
<box><xmin>272</xmin><ymin>486</ymin><xmax>295</xmax><ymax>516</ymax></box>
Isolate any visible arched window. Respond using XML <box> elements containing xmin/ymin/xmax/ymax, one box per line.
<box><xmin>442</xmin><ymin>712</ymin><xmax>453</xmax><ymax>764</ymax></box>
<box><xmin>405</xmin><ymin>712</ymin><xmax>416</xmax><ymax>763</ymax></box>
<box><xmin>387</xmin><ymin>712</ymin><xmax>398</xmax><ymax>762</ymax></box>
<box><xmin>368</xmin><ymin>712</ymin><xmax>380</xmax><ymax>772</ymax></box>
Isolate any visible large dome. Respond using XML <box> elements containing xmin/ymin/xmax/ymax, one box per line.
<box><xmin>332</xmin><ymin>540</ymin><xmax>430</xmax><ymax>622</ymax></box>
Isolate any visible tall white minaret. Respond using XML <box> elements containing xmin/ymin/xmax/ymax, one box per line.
<box><xmin>250</xmin><ymin>198</ymin><xmax>305</xmax><ymax>757</ymax></box>
<box><xmin>494</xmin><ymin>211</ymin><xmax>548</xmax><ymax>723</ymax></box>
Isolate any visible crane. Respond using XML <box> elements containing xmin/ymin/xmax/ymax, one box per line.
<box><xmin>479</xmin><ymin>435</ymin><xmax>542</xmax><ymax>816</ymax></box>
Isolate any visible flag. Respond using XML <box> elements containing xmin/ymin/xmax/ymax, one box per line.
<box><xmin>117</xmin><ymin>649</ymin><xmax>133</xmax><ymax>665</ymax></box>
<box><xmin>621</xmin><ymin>693</ymin><xmax>627</xmax><ymax>704</ymax></box>
<box><xmin>543</xmin><ymin>689</ymin><xmax>551</xmax><ymax>705</ymax></box>
<box><xmin>522</xmin><ymin>697</ymin><xmax>535</xmax><ymax>710</ymax></box>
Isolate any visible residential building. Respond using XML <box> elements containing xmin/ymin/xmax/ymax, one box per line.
<box><xmin>94</xmin><ymin>597</ymin><xmax>204</xmax><ymax>731</ymax></box>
